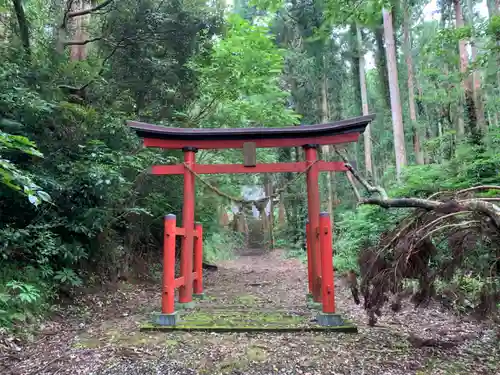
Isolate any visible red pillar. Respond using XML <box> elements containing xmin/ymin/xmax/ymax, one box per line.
<box><xmin>304</xmin><ymin>144</ymin><xmax>322</xmax><ymax>302</ymax></box>
<box><xmin>193</xmin><ymin>223</ymin><xmax>203</xmax><ymax>295</ymax></box>
<box><xmin>319</xmin><ymin>212</ymin><xmax>335</xmax><ymax>313</ymax></box>
<box><xmin>305</xmin><ymin>220</ymin><xmax>313</xmax><ymax>295</ymax></box>
<box><xmin>179</xmin><ymin>147</ymin><xmax>197</xmax><ymax>304</ymax></box>
<box><xmin>162</xmin><ymin>214</ymin><xmax>176</xmax><ymax>314</ymax></box>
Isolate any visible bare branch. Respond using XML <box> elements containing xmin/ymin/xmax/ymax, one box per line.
<box><xmin>360</xmin><ymin>197</ymin><xmax>500</xmax><ymax>229</ymax></box>
<box><xmin>458</xmin><ymin>198</ymin><xmax>500</xmax><ymax>203</ymax></box>
<box><xmin>455</xmin><ymin>185</ymin><xmax>500</xmax><ymax>196</ymax></box>
<box><xmin>64</xmin><ymin>36</ymin><xmax>103</xmax><ymax>46</ymax></box>
<box><xmin>416</xmin><ymin>221</ymin><xmax>481</xmax><ymax>246</ymax></box>
<box><xmin>333</xmin><ymin>146</ymin><xmax>388</xmax><ymax>199</ymax></box>
<box><xmin>416</xmin><ymin>211</ymin><xmax>473</xmax><ymax>235</ymax></box>
<box><xmin>67</xmin><ymin>0</ymin><xmax>115</xmax><ymax>18</ymax></box>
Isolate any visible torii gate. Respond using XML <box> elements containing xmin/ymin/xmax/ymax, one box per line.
<box><xmin>128</xmin><ymin>114</ymin><xmax>374</xmax><ymax>326</ymax></box>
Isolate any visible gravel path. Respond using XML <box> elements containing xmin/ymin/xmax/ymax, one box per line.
<box><xmin>1</xmin><ymin>249</ymin><xmax>498</xmax><ymax>375</ymax></box>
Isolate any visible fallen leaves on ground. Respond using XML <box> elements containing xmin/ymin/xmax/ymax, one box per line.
<box><xmin>1</xmin><ymin>249</ymin><xmax>498</xmax><ymax>375</ymax></box>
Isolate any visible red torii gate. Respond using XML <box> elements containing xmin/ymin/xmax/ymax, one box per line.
<box><xmin>128</xmin><ymin>114</ymin><xmax>374</xmax><ymax>326</ymax></box>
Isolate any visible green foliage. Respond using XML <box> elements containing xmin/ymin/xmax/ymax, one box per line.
<box><xmin>435</xmin><ymin>273</ymin><xmax>500</xmax><ymax>313</ymax></box>
<box><xmin>335</xmin><ymin>205</ymin><xmax>404</xmax><ymax>273</ymax></box>
<box><xmin>203</xmin><ymin>230</ymin><xmax>245</xmax><ymax>263</ymax></box>
<box><xmin>0</xmin><ymin>272</ymin><xmax>54</xmax><ymax>328</ymax></box>
<box><xmin>0</xmin><ymin>0</ymin><xmax>306</xmax><ymax>330</ymax></box>
<box><xmin>188</xmin><ymin>13</ymin><xmax>300</xmax><ymax>128</ymax></box>
<box><xmin>0</xmin><ymin>130</ymin><xmax>49</xmax><ymax>205</ymax></box>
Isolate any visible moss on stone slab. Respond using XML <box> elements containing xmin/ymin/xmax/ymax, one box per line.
<box><xmin>140</xmin><ymin>324</ymin><xmax>357</xmax><ymax>332</ymax></box>
<box><xmin>142</xmin><ymin>307</ymin><xmax>357</xmax><ymax>332</ymax></box>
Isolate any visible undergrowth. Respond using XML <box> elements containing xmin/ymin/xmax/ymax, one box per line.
<box><xmin>203</xmin><ymin>229</ymin><xmax>245</xmax><ymax>263</ymax></box>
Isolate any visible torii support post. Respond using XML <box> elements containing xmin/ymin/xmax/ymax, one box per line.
<box><xmin>193</xmin><ymin>223</ymin><xmax>204</xmax><ymax>297</ymax></box>
<box><xmin>155</xmin><ymin>214</ymin><xmax>178</xmax><ymax>326</ymax></box>
<box><xmin>304</xmin><ymin>144</ymin><xmax>322</xmax><ymax>303</ymax></box>
<box><xmin>155</xmin><ymin>215</ymin><xmax>204</xmax><ymax>326</ymax></box>
<box><xmin>317</xmin><ymin>212</ymin><xmax>344</xmax><ymax>326</ymax></box>
<box><xmin>178</xmin><ymin>147</ymin><xmax>197</xmax><ymax>308</ymax></box>
<box><xmin>305</xmin><ymin>220</ymin><xmax>313</xmax><ymax>299</ymax></box>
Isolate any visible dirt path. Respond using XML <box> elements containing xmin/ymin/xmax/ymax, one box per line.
<box><xmin>2</xmin><ymin>249</ymin><xmax>499</xmax><ymax>375</ymax></box>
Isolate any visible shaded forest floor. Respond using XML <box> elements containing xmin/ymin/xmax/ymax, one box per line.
<box><xmin>1</xmin><ymin>249</ymin><xmax>499</xmax><ymax>375</ymax></box>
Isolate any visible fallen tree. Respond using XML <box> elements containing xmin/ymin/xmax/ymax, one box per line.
<box><xmin>335</xmin><ymin>147</ymin><xmax>500</xmax><ymax>326</ymax></box>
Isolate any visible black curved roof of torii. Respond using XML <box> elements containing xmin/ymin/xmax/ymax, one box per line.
<box><xmin>127</xmin><ymin>114</ymin><xmax>375</xmax><ymax>141</ymax></box>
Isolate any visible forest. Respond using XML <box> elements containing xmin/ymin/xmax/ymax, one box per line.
<box><xmin>0</xmin><ymin>0</ymin><xmax>499</xmax><ymax>374</ymax></box>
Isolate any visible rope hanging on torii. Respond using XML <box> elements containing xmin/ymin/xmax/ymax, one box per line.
<box><xmin>181</xmin><ymin>159</ymin><xmax>320</xmax><ymax>209</ymax></box>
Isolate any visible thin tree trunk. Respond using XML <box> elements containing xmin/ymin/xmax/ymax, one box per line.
<box><xmin>356</xmin><ymin>25</ymin><xmax>374</xmax><ymax>178</ymax></box>
<box><xmin>350</xmin><ymin>24</ymin><xmax>362</xmax><ymax>115</ymax></box>
<box><xmin>403</xmin><ymin>2</ymin><xmax>424</xmax><ymax>165</ymax></box>
<box><xmin>383</xmin><ymin>8</ymin><xmax>407</xmax><ymax>179</ymax></box>
<box><xmin>454</xmin><ymin>0</ymin><xmax>480</xmax><ymax>142</ymax></box>
<box><xmin>466</xmin><ymin>0</ymin><xmax>486</xmax><ymax>131</ymax></box>
<box><xmin>438</xmin><ymin>6</ymin><xmax>464</xmax><ymax>137</ymax></box>
<box><xmin>11</xmin><ymin>0</ymin><xmax>30</xmax><ymax>57</ymax></box>
<box><xmin>374</xmin><ymin>25</ymin><xmax>391</xmax><ymax>111</ymax></box>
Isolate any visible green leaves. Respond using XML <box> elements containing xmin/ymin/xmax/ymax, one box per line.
<box><xmin>0</xmin><ymin>129</ymin><xmax>49</xmax><ymax>205</ymax></box>
<box><xmin>53</xmin><ymin>269</ymin><xmax>82</xmax><ymax>287</ymax></box>
<box><xmin>188</xmin><ymin>13</ymin><xmax>299</xmax><ymax>128</ymax></box>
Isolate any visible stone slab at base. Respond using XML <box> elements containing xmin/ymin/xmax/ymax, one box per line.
<box><xmin>140</xmin><ymin>323</ymin><xmax>357</xmax><ymax>333</ymax></box>
<box><xmin>317</xmin><ymin>312</ymin><xmax>347</xmax><ymax>327</ymax></box>
<box><xmin>175</xmin><ymin>301</ymin><xmax>196</xmax><ymax>310</ymax></box>
<box><xmin>193</xmin><ymin>293</ymin><xmax>207</xmax><ymax>300</ymax></box>
<box><xmin>152</xmin><ymin>312</ymin><xmax>178</xmax><ymax>326</ymax></box>
<box><xmin>143</xmin><ymin>306</ymin><xmax>357</xmax><ymax>333</ymax></box>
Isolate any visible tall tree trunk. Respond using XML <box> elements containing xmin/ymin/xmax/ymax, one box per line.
<box><xmin>11</xmin><ymin>0</ymin><xmax>30</xmax><ymax>57</ymax></box>
<box><xmin>454</xmin><ymin>0</ymin><xmax>480</xmax><ymax>143</ymax></box>
<box><xmin>438</xmin><ymin>4</ymin><xmax>464</xmax><ymax>137</ymax></box>
<box><xmin>70</xmin><ymin>0</ymin><xmax>91</xmax><ymax>60</ymax></box>
<box><xmin>357</xmin><ymin>25</ymin><xmax>374</xmax><ymax>178</ymax></box>
<box><xmin>403</xmin><ymin>2</ymin><xmax>424</xmax><ymax>165</ymax></box>
<box><xmin>374</xmin><ymin>25</ymin><xmax>391</xmax><ymax>111</ymax></box>
<box><xmin>466</xmin><ymin>0</ymin><xmax>486</xmax><ymax>131</ymax></box>
<box><xmin>383</xmin><ymin>8</ymin><xmax>407</xmax><ymax>179</ymax></box>
<box><xmin>350</xmin><ymin>24</ymin><xmax>362</xmax><ymax>115</ymax></box>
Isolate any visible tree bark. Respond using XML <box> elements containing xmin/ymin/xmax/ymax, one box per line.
<box><xmin>356</xmin><ymin>25</ymin><xmax>374</xmax><ymax>178</ymax></box>
<box><xmin>11</xmin><ymin>0</ymin><xmax>30</xmax><ymax>57</ymax></box>
<box><xmin>383</xmin><ymin>8</ymin><xmax>407</xmax><ymax>179</ymax></box>
<box><xmin>454</xmin><ymin>0</ymin><xmax>480</xmax><ymax>143</ymax></box>
<box><xmin>403</xmin><ymin>2</ymin><xmax>424</xmax><ymax>165</ymax></box>
<box><xmin>374</xmin><ymin>25</ymin><xmax>391</xmax><ymax>111</ymax></box>
<box><xmin>466</xmin><ymin>0</ymin><xmax>486</xmax><ymax>131</ymax></box>
<box><xmin>70</xmin><ymin>0</ymin><xmax>92</xmax><ymax>61</ymax></box>
<box><xmin>350</xmin><ymin>24</ymin><xmax>362</xmax><ymax>115</ymax></box>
